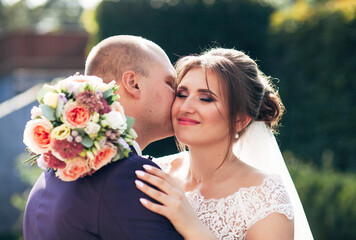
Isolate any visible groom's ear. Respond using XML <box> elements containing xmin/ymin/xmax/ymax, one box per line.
<box><xmin>235</xmin><ymin>114</ymin><xmax>251</xmax><ymax>132</ymax></box>
<box><xmin>121</xmin><ymin>71</ymin><xmax>141</xmax><ymax>99</ymax></box>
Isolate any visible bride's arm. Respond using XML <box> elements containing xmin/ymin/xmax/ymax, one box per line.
<box><xmin>246</xmin><ymin>213</ymin><xmax>294</xmax><ymax>240</ymax></box>
<box><xmin>135</xmin><ymin>164</ymin><xmax>218</xmax><ymax>240</ymax></box>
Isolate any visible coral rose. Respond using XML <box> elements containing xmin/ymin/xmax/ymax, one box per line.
<box><xmin>55</xmin><ymin>156</ymin><xmax>90</xmax><ymax>182</ymax></box>
<box><xmin>90</xmin><ymin>143</ymin><xmax>117</xmax><ymax>170</ymax></box>
<box><xmin>63</xmin><ymin>102</ymin><xmax>90</xmax><ymax>128</ymax></box>
<box><xmin>23</xmin><ymin>118</ymin><xmax>53</xmax><ymax>154</ymax></box>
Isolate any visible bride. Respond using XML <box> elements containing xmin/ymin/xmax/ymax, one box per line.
<box><xmin>134</xmin><ymin>48</ymin><xmax>313</xmax><ymax>239</ymax></box>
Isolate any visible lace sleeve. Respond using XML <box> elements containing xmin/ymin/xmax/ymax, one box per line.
<box><xmin>244</xmin><ymin>175</ymin><xmax>295</xmax><ymax>230</ymax></box>
<box><xmin>152</xmin><ymin>151</ymin><xmax>188</xmax><ymax>173</ymax></box>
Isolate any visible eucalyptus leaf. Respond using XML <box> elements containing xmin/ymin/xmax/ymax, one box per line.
<box><xmin>126</xmin><ymin>116</ymin><xmax>135</xmax><ymax>130</ymax></box>
<box><xmin>56</xmin><ymin>98</ymin><xmax>64</xmax><ymax>119</ymax></box>
<box><xmin>74</xmin><ymin>128</ymin><xmax>86</xmax><ymax>135</ymax></box>
<box><xmin>81</xmin><ymin>135</ymin><xmax>94</xmax><ymax>148</ymax></box>
<box><xmin>103</xmin><ymin>89</ymin><xmax>113</xmax><ymax>99</ymax></box>
<box><xmin>40</xmin><ymin>104</ymin><xmax>56</xmax><ymax>121</ymax></box>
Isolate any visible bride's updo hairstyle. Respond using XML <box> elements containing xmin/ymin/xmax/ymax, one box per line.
<box><xmin>175</xmin><ymin>48</ymin><xmax>284</xmax><ymax>148</ymax></box>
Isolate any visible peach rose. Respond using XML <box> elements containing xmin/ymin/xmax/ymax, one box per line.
<box><xmin>90</xmin><ymin>143</ymin><xmax>117</xmax><ymax>170</ymax></box>
<box><xmin>63</xmin><ymin>102</ymin><xmax>90</xmax><ymax>128</ymax></box>
<box><xmin>23</xmin><ymin>118</ymin><xmax>53</xmax><ymax>154</ymax></box>
<box><xmin>111</xmin><ymin>102</ymin><xmax>125</xmax><ymax>116</ymax></box>
<box><xmin>55</xmin><ymin>156</ymin><xmax>90</xmax><ymax>182</ymax></box>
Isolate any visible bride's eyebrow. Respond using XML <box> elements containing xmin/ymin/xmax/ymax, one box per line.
<box><xmin>197</xmin><ymin>89</ymin><xmax>218</xmax><ymax>97</ymax></box>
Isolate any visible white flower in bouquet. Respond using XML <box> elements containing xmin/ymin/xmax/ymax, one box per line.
<box><xmin>104</xmin><ymin>111</ymin><xmax>127</xmax><ymax>134</ymax></box>
<box><xmin>31</xmin><ymin>106</ymin><xmax>43</xmax><ymax>119</ymax></box>
<box><xmin>84</xmin><ymin>122</ymin><xmax>101</xmax><ymax>135</ymax></box>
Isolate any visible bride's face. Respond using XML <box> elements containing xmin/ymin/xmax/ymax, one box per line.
<box><xmin>172</xmin><ymin>67</ymin><xmax>230</xmax><ymax>146</ymax></box>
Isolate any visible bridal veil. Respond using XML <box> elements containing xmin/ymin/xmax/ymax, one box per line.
<box><xmin>233</xmin><ymin>121</ymin><xmax>314</xmax><ymax>240</ymax></box>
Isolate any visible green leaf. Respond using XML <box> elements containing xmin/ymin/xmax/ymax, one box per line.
<box><xmin>126</xmin><ymin>116</ymin><xmax>135</xmax><ymax>130</ymax></box>
<box><xmin>56</xmin><ymin>98</ymin><xmax>64</xmax><ymax>119</ymax></box>
<box><xmin>36</xmin><ymin>88</ymin><xmax>49</xmax><ymax>104</ymax></box>
<box><xmin>40</xmin><ymin>104</ymin><xmax>56</xmax><ymax>121</ymax></box>
<box><xmin>111</xmin><ymin>94</ymin><xmax>119</xmax><ymax>102</ymax></box>
<box><xmin>103</xmin><ymin>89</ymin><xmax>113</xmax><ymax>99</ymax></box>
<box><xmin>112</xmin><ymin>152</ymin><xmax>123</xmax><ymax>162</ymax></box>
<box><xmin>81</xmin><ymin>135</ymin><xmax>94</xmax><ymax>148</ymax></box>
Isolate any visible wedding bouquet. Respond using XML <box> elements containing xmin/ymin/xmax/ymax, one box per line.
<box><xmin>23</xmin><ymin>74</ymin><xmax>137</xmax><ymax>181</ymax></box>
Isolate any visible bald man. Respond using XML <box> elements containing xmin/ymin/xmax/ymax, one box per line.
<box><xmin>23</xmin><ymin>36</ymin><xmax>183</xmax><ymax>240</ymax></box>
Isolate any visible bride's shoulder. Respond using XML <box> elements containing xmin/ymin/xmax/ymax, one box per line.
<box><xmin>153</xmin><ymin>151</ymin><xmax>188</xmax><ymax>173</ymax></box>
<box><xmin>235</xmin><ymin>164</ymin><xmax>287</xmax><ymax>197</ymax></box>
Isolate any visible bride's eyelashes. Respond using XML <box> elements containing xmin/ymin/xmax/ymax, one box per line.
<box><xmin>176</xmin><ymin>90</ymin><xmax>188</xmax><ymax>98</ymax></box>
<box><xmin>176</xmin><ymin>91</ymin><xmax>216</xmax><ymax>103</ymax></box>
<box><xmin>199</xmin><ymin>94</ymin><xmax>214</xmax><ymax>102</ymax></box>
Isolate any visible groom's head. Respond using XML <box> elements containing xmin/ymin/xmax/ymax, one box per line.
<box><xmin>85</xmin><ymin>35</ymin><xmax>176</xmax><ymax>149</ymax></box>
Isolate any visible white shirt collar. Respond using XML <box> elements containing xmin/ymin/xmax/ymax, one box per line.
<box><xmin>131</xmin><ymin>141</ymin><xmax>142</xmax><ymax>156</ymax></box>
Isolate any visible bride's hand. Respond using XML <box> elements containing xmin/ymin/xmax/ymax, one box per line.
<box><xmin>135</xmin><ymin>164</ymin><xmax>217</xmax><ymax>240</ymax></box>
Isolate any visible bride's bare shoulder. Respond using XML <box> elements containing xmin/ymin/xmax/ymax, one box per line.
<box><xmin>153</xmin><ymin>151</ymin><xmax>188</xmax><ymax>174</ymax></box>
<box><xmin>235</xmin><ymin>161</ymin><xmax>269</xmax><ymax>188</ymax></box>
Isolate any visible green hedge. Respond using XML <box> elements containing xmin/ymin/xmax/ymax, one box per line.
<box><xmin>268</xmin><ymin>8</ymin><xmax>356</xmax><ymax>171</ymax></box>
<box><xmin>95</xmin><ymin>0</ymin><xmax>273</xmax><ymax>72</ymax></box>
<box><xmin>286</xmin><ymin>151</ymin><xmax>356</xmax><ymax>239</ymax></box>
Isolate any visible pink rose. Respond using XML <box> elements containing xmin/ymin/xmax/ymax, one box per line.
<box><xmin>23</xmin><ymin>118</ymin><xmax>53</xmax><ymax>154</ymax></box>
<box><xmin>63</xmin><ymin>102</ymin><xmax>90</xmax><ymax>128</ymax></box>
<box><xmin>55</xmin><ymin>156</ymin><xmax>90</xmax><ymax>182</ymax></box>
<box><xmin>90</xmin><ymin>143</ymin><xmax>117</xmax><ymax>170</ymax></box>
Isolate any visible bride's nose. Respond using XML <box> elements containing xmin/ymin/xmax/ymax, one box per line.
<box><xmin>179</xmin><ymin>96</ymin><xmax>196</xmax><ymax>114</ymax></box>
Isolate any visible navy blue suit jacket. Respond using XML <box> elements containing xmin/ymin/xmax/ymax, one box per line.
<box><xmin>23</xmin><ymin>152</ymin><xmax>183</xmax><ymax>240</ymax></box>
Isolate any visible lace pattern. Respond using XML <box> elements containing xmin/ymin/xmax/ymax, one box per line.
<box><xmin>186</xmin><ymin>176</ymin><xmax>294</xmax><ymax>239</ymax></box>
<box><xmin>154</xmin><ymin>155</ymin><xmax>294</xmax><ymax>240</ymax></box>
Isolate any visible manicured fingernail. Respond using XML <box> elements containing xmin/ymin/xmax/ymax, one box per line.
<box><xmin>135</xmin><ymin>180</ymin><xmax>144</xmax><ymax>188</ymax></box>
<box><xmin>140</xmin><ymin>198</ymin><xmax>148</xmax><ymax>205</ymax></box>
<box><xmin>135</xmin><ymin>170</ymin><xmax>145</xmax><ymax>177</ymax></box>
<box><xmin>143</xmin><ymin>165</ymin><xmax>152</xmax><ymax>171</ymax></box>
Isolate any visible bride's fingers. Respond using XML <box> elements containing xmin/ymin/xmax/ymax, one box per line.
<box><xmin>139</xmin><ymin>198</ymin><xmax>168</xmax><ymax>218</ymax></box>
<box><xmin>135</xmin><ymin>179</ymin><xmax>173</xmax><ymax>205</ymax></box>
<box><xmin>135</xmin><ymin>170</ymin><xmax>178</xmax><ymax>196</ymax></box>
<box><xmin>143</xmin><ymin>165</ymin><xmax>178</xmax><ymax>187</ymax></box>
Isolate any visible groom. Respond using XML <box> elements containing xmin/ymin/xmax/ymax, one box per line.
<box><xmin>23</xmin><ymin>35</ymin><xmax>183</xmax><ymax>239</ymax></box>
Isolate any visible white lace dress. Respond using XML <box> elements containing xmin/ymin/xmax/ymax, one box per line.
<box><xmin>153</xmin><ymin>155</ymin><xmax>294</xmax><ymax>240</ymax></box>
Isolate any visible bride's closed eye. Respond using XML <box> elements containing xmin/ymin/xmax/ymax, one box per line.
<box><xmin>176</xmin><ymin>91</ymin><xmax>215</xmax><ymax>103</ymax></box>
<box><xmin>199</xmin><ymin>94</ymin><xmax>214</xmax><ymax>102</ymax></box>
<box><xmin>176</xmin><ymin>90</ymin><xmax>188</xmax><ymax>98</ymax></box>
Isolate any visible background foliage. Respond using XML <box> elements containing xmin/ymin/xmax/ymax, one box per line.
<box><xmin>268</xmin><ymin>0</ymin><xmax>356</xmax><ymax>171</ymax></box>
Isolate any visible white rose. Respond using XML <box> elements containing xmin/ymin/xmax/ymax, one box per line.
<box><xmin>104</xmin><ymin>111</ymin><xmax>127</xmax><ymax>133</ymax></box>
<box><xmin>31</xmin><ymin>106</ymin><xmax>43</xmax><ymax>119</ymax></box>
<box><xmin>43</xmin><ymin>92</ymin><xmax>59</xmax><ymax>108</ymax></box>
<box><xmin>36</xmin><ymin>154</ymin><xmax>48</xmax><ymax>170</ymax></box>
<box><xmin>84</xmin><ymin>122</ymin><xmax>101</xmax><ymax>135</ymax></box>
<box><xmin>111</xmin><ymin>102</ymin><xmax>125</xmax><ymax>116</ymax></box>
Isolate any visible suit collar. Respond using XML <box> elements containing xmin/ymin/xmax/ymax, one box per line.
<box><xmin>130</xmin><ymin>141</ymin><xmax>142</xmax><ymax>156</ymax></box>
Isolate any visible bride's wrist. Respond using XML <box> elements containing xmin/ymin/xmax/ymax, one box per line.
<box><xmin>183</xmin><ymin>221</ymin><xmax>217</xmax><ymax>240</ymax></box>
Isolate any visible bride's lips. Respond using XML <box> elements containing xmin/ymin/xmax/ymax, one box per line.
<box><xmin>177</xmin><ymin>117</ymin><xmax>200</xmax><ymax>125</ymax></box>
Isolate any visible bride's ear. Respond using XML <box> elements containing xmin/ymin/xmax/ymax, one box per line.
<box><xmin>235</xmin><ymin>114</ymin><xmax>252</xmax><ymax>132</ymax></box>
<box><xmin>121</xmin><ymin>71</ymin><xmax>141</xmax><ymax>99</ymax></box>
